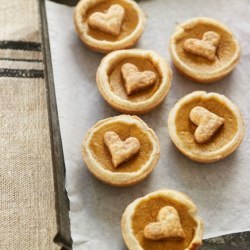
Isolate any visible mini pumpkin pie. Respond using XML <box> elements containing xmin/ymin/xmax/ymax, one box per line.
<box><xmin>168</xmin><ymin>91</ymin><xmax>245</xmax><ymax>163</ymax></box>
<box><xmin>121</xmin><ymin>189</ymin><xmax>204</xmax><ymax>250</ymax></box>
<box><xmin>96</xmin><ymin>49</ymin><xmax>172</xmax><ymax>114</ymax></box>
<box><xmin>170</xmin><ymin>18</ymin><xmax>240</xmax><ymax>83</ymax></box>
<box><xmin>74</xmin><ymin>0</ymin><xmax>145</xmax><ymax>53</ymax></box>
<box><xmin>82</xmin><ymin>115</ymin><xmax>160</xmax><ymax>186</ymax></box>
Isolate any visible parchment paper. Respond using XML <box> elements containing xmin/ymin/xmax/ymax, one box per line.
<box><xmin>46</xmin><ymin>0</ymin><xmax>250</xmax><ymax>249</ymax></box>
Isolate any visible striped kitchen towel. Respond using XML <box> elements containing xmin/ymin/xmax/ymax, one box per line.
<box><xmin>0</xmin><ymin>40</ymin><xmax>44</xmax><ymax>78</ymax></box>
<box><xmin>0</xmin><ymin>0</ymin><xmax>61</xmax><ymax>249</ymax></box>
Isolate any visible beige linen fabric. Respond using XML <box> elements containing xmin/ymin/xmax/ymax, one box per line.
<box><xmin>0</xmin><ymin>0</ymin><xmax>60</xmax><ymax>249</ymax></box>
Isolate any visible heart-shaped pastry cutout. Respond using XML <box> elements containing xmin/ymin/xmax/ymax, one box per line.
<box><xmin>121</xmin><ymin>63</ymin><xmax>157</xmax><ymax>95</ymax></box>
<box><xmin>144</xmin><ymin>206</ymin><xmax>185</xmax><ymax>240</ymax></box>
<box><xmin>104</xmin><ymin>131</ymin><xmax>140</xmax><ymax>167</ymax></box>
<box><xmin>88</xmin><ymin>4</ymin><xmax>125</xmax><ymax>36</ymax></box>
<box><xmin>184</xmin><ymin>31</ymin><xmax>221</xmax><ymax>61</ymax></box>
<box><xmin>190</xmin><ymin>106</ymin><xmax>225</xmax><ymax>143</ymax></box>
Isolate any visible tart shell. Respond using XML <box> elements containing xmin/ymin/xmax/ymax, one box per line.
<box><xmin>96</xmin><ymin>49</ymin><xmax>172</xmax><ymax>114</ymax></box>
<box><xmin>170</xmin><ymin>18</ymin><xmax>240</xmax><ymax>83</ymax></box>
<box><xmin>74</xmin><ymin>0</ymin><xmax>146</xmax><ymax>53</ymax></box>
<box><xmin>121</xmin><ymin>189</ymin><xmax>204</xmax><ymax>250</ymax></box>
<box><xmin>168</xmin><ymin>91</ymin><xmax>245</xmax><ymax>163</ymax></box>
<box><xmin>82</xmin><ymin>115</ymin><xmax>160</xmax><ymax>186</ymax></box>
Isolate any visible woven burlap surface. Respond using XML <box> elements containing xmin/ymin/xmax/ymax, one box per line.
<box><xmin>0</xmin><ymin>0</ymin><xmax>60</xmax><ymax>249</ymax></box>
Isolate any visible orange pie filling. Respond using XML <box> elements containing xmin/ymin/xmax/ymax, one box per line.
<box><xmin>175</xmin><ymin>23</ymin><xmax>238</xmax><ymax>72</ymax></box>
<box><xmin>132</xmin><ymin>196</ymin><xmax>197</xmax><ymax>250</ymax></box>
<box><xmin>175</xmin><ymin>96</ymin><xmax>238</xmax><ymax>153</ymax></box>
<box><xmin>85</xmin><ymin>0</ymin><xmax>139</xmax><ymax>41</ymax></box>
<box><xmin>89</xmin><ymin>121</ymin><xmax>154</xmax><ymax>173</ymax></box>
<box><xmin>108</xmin><ymin>56</ymin><xmax>162</xmax><ymax>102</ymax></box>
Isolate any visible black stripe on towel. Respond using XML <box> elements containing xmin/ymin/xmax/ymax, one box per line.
<box><xmin>0</xmin><ymin>41</ymin><xmax>41</xmax><ymax>51</ymax></box>
<box><xmin>0</xmin><ymin>68</ymin><xmax>44</xmax><ymax>78</ymax></box>
<box><xmin>0</xmin><ymin>58</ymin><xmax>43</xmax><ymax>63</ymax></box>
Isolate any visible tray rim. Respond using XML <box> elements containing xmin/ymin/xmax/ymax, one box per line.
<box><xmin>39</xmin><ymin>0</ymin><xmax>73</xmax><ymax>249</ymax></box>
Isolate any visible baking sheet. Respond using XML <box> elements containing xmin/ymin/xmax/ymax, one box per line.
<box><xmin>46</xmin><ymin>0</ymin><xmax>250</xmax><ymax>249</ymax></box>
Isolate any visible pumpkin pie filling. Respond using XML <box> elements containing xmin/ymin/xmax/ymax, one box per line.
<box><xmin>85</xmin><ymin>0</ymin><xmax>139</xmax><ymax>41</ymax></box>
<box><xmin>108</xmin><ymin>57</ymin><xmax>162</xmax><ymax>102</ymax></box>
<box><xmin>175</xmin><ymin>24</ymin><xmax>238</xmax><ymax>73</ymax></box>
<box><xmin>170</xmin><ymin>18</ymin><xmax>240</xmax><ymax>83</ymax></box>
<box><xmin>132</xmin><ymin>196</ymin><xmax>197</xmax><ymax>250</ymax></box>
<box><xmin>89</xmin><ymin>121</ymin><xmax>154</xmax><ymax>173</ymax></box>
<box><xmin>175</xmin><ymin>96</ymin><xmax>238</xmax><ymax>153</ymax></box>
<box><xmin>96</xmin><ymin>49</ymin><xmax>171</xmax><ymax>114</ymax></box>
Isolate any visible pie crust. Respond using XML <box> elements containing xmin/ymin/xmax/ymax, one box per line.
<box><xmin>170</xmin><ymin>18</ymin><xmax>240</xmax><ymax>83</ymax></box>
<box><xmin>74</xmin><ymin>0</ymin><xmax>145</xmax><ymax>53</ymax></box>
<box><xmin>168</xmin><ymin>91</ymin><xmax>245</xmax><ymax>163</ymax></box>
<box><xmin>96</xmin><ymin>49</ymin><xmax>172</xmax><ymax>114</ymax></box>
<box><xmin>121</xmin><ymin>189</ymin><xmax>204</xmax><ymax>250</ymax></box>
<box><xmin>82</xmin><ymin>115</ymin><xmax>160</xmax><ymax>186</ymax></box>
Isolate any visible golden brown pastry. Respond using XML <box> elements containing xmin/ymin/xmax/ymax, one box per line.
<box><xmin>122</xmin><ymin>189</ymin><xmax>204</xmax><ymax>250</ymax></box>
<box><xmin>170</xmin><ymin>18</ymin><xmax>240</xmax><ymax>83</ymax></box>
<box><xmin>74</xmin><ymin>0</ymin><xmax>145</xmax><ymax>53</ymax></box>
<box><xmin>82</xmin><ymin>115</ymin><xmax>160</xmax><ymax>186</ymax></box>
<box><xmin>168</xmin><ymin>91</ymin><xmax>245</xmax><ymax>163</ymax></box>
<box><xmin>96</xmin><ymin>49</ymin><xmax>172</xmax><ymax>114</ymax></box>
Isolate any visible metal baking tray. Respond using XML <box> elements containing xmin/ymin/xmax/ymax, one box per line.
<box><xmin>40</xmin><ymin>0</ymin><xmax>250</xmax><ymax>249</ymax></box>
